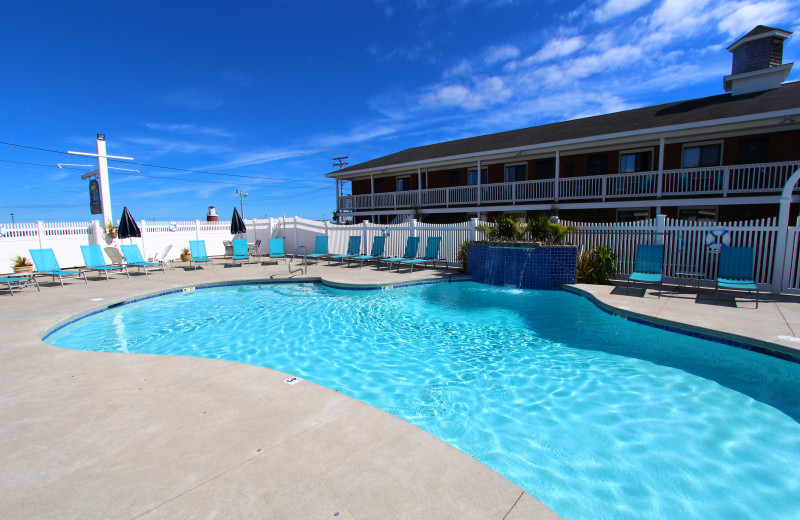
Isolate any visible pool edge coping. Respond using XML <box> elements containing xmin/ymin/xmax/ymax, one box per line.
<box><xmin>563</xmin><ymin>284</ymin><xmax>800</xmax><ymax>364</ymax></box>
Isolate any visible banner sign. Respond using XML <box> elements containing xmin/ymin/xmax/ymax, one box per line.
<box><xmin>89</xmin><ymin>179</ymin><xmax>102</xmax><ymax>215</ymax></box>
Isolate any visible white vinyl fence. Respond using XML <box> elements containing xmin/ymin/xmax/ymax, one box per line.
<box><xmin>3</xmin><ymin>215</ymin><xmax>800</xmax><ymax>294</ymax></box>
<box><xmin>562</xmin><ymin>216</ymin><xmax>791</xmax><ymax>292</ymax></box>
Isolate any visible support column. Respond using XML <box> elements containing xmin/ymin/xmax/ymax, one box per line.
<box><xmin>477</xmin><ymin>159</ymin><xmax>482</xmax><ymax>205</ymax></box>
<box><xmin>657</xmin><ymin>137</ymin><xmax>665</xmax><ymax>198</ymax></box>
<box><xmin>554</xmin><ymin>150</ymin><xmax>560</xmax><ymax>202</ymax></box>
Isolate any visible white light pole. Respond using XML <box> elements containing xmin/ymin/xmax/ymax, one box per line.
<box><xmin>235</xmin><ymin>189</ymin><xmax>248</xmax><ymax>218</ymax></box>
<box><xmin>68</xmin><ymin>134</ymin><xmax>133</xmax><ymax>228</ymax></box>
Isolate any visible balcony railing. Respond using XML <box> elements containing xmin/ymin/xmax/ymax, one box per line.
<box><xmin>337</xmin><ymin>161</ymin><xmax>800</xmax><ymax>211</ymax></box>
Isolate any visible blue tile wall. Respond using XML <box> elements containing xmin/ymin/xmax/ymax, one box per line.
<box><xmin>467</xmin><ymin>244</ymin><xmax>577</xmax><ymax>289</ymax></box>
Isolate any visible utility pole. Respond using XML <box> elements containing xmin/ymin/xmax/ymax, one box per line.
<box><xmin>68</xmin><ymin>134</ymin><xmax>133</xmax><ymax>227</ymax></box>
<box><xmin>332</xmin><ymin>155</ymin><xmax>348</xmax><ymax>170</ymax></box>
<box><xmin>235</xmin><ymin>189</ymin><xmax>248</xmax><ymax>218</ymax></box>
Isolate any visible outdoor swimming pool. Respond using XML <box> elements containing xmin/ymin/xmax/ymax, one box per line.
<box><xmin>46</xmin><ymin>282</ymin><xmax>800</xmax><ymax>520</ymax></box>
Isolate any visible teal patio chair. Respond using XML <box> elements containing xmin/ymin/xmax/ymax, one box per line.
<box><xmin>29</xmin><ymin>248</ymin><xmax>87</xmax><ymax>286</ymax></box>
<box><xmin>189</xmin><ymin>240</ymin><xmax>214</xmax><ymax>270</ymax></box>
<box><xmin>381</xmin><ymin>236</ymin><xmax>421</xmax><ymax>271</ymax></box>
<box><xmin>351</xmin><ymin>235</ymin><xmax>386</xmax><ymax>267</ymax></box>
<box><xmin>120</xmin><ymin>244</ymin><xmax>165</xmax><ymax>275</ymax></box>
<box><xmin>305</xmin><ymin>236</ymin><xmax>328</xmax><ymax>265</ymax></box>
<box><xmin>268</xmin><ymin>238</ymin><xmax>286</xmax><ymax>264</ymax></box>
<box><xmin>329</xmin><ymin>236</ymin><xmax>361</xmax><ymax>265</ymax></box>
<box><xmin>627</xmin><ymin>244</ymin><xmax>664</xmax><ymax>297</ymax></box>
<box><xmin>80</xmin><ymin>244</ymin><xmax>130</xmax><ymax>280</ymax></box>
<box><xmin>0</xmin><ymin>274</ymin><xmax>40</xmax><ymax>295</ymax></box>
<box><xmin>716</xmin><ymin>246</ymin><xmax>759</xmax><ymax>308</ymax></box>
<box><xmin>232</xmin><ymin>238</ymin><xmax>250</xmax><ymax>266</ymax></box>
<box><xmin>399</xmin><ymin>237</ymin><xmax>443</xmax><ymax>272</ymax></box>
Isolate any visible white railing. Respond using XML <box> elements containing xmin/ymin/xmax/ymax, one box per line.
<box><xmin>337</xmin><ymin>161</ymin><xmax>800</xmax><ymax>211</ymax></box>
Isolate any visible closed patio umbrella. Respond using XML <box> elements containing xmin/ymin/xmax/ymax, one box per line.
<box><xmin>231</xmin><ymin>207</ymin><xmax>246</xmax><ymax>236</ymax></box>
<box><xmin>117</xmin><ymin>207</ymin><xmax>141</xmax><ymax>242</ymax></box>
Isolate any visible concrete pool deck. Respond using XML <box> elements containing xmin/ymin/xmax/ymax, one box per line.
<box><xmin>2</xmin><ymin>259</ymin><xmax>799</xmax><ymax>519</ymax></box>
<box><xmin>0</xmin><ymin>260</ymin><xmax>561</xmax><ymax>520</ymax></box>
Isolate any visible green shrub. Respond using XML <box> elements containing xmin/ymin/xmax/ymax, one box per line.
<box><xmin>576</xmin><ymin>246</ymin><xmax>617</xmax><ymax>285</ymax></box>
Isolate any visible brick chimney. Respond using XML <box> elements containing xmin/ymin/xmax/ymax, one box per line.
<box><xmin>724</xmin><ymin>26</ymin><xmax>793</xmax><ymax>95</ymax></box>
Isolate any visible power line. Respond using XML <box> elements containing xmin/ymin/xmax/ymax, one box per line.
<box><xmin>0</xmin><ymin>140</ymin><xmax>329</xmax><ymax>184</ymax></box>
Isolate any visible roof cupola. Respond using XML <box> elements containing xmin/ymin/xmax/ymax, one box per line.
<box><xmin>724</xmin><ymin>25</ymin><xmax>793</xmax><ymax>95</ymax></box>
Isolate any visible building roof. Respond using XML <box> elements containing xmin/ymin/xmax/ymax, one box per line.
<box><xmin>328</xmin><ymin>81</ymin><xmax>800</xmax><ymax>177</ymax></box>
<box><xmin>727</xmin><ymin>25</ymin><xmax>792</xmax><ymax>51</ymax></box>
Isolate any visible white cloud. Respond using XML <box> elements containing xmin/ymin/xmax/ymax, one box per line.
<box><xmin>484</xmin><ymin>45</ymin><xmax>520</xmax><ymax>65</ymax></box>
<box><xmin>593</xmin><ymin>0</ymin><xmax>652</xmax><ymax>22</ymax></box>
<box><xmin>715</xmin><ymin>1</ymin><xmax>792</xmax><ymax>37</ymax></box>
<box><xmin>211</xmin><ymin>148</ymin><xmax>318</xmax><ymax>170</ymax></box>
<box><xmin>444</xmin><ymin>59</ymin><xmax>474</xmax><ymax>78</ymax></box>
<box><xmin>143</xmin><ymin>122</ymin><xmax>237</xmax><ymax>139</ymax></box>
<box><xmin>420</xmin><ymin>76</ymin><xmax>512</xmax><ymax>110</ymax></box>
<box><xmin>524</xmin><ymin>36</ymin><xmax>585</xmax><ymax>64</ymax></box>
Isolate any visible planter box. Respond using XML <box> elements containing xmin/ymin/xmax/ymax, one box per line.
<box><xmin>467</xmin><ymin>243</ymin><xmax>577</xmax><ymax>289</ymax></box>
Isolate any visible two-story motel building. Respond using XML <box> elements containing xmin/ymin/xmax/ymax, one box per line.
<box><xmin>328</xmin><ymin>26</ymin><xmax>800</xmax><ymax>225</ymax></box>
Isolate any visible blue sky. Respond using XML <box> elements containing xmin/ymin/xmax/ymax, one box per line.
<box><xmin>1</xmin><ymin>0</ymin><xmax>798</xmax><ymax>224</ymax></box>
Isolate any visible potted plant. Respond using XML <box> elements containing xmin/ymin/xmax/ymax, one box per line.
<box><xmin>105</xmin><ymin>220</ymin><xmax>117</xmax><ymax>239</ymax></box>
<box><xmin>11</xmin><ymin>255</ymin><xmax>33</xmax><ymax>273</ymax></box>
<box><xmin>180</xmin><ymin>247</ymin><xmax>191</xmax><ymax>262</ymax></box>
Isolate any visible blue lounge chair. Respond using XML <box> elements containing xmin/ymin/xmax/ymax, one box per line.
<box><xmin>268</xmin><ymin>238</ymin><xmax>286</xmax><ymax>264</ymax></box>
<box><xmin>351</xmin><ymin>235</ymin><xmax>386</xmax><ymax>267</ymax></box>
<box><xmin>0</xmin><ymin>274</ymin><xmax>40</xmax><ymax>295</ymax></box>
<box><xmin>399</xmin><ymin>237</ymin><xmax>443</xmax><ymax>272</ymax></box>
<box><xmin>381</xmin><ymin>236</ymin><xmax>421</xmax><ymax>271</ymax></box>
<box><xmin>189</xmin><ymin>240</ymin><xmax>214</xmax><ymax>270</ymax></box>
<box><xmin>305</xmin><ymin>236</ymin><xmax>328</xmax><ymax>265</ymax></box>
<box><xmin>121</xmin><ymin>244</ymin><xmax>165</xmax><ymax>275</ymax></box>
<box><xmin>329</xmin><ymin>236</ymin><xmax>361</xmax><ymax>265</ymax></box>
<box><xmin>716</xmin><ymin>246</ymin><xmax>759</xmax><ymax>308</ymax></box>
<box><xmin>232</xmin><ymin>238</ymin><xmax>250</xmax><ymax>266</ymax></box>
<box><xmin>29</xmin><ymin>248</ymin><xmax>87</xmax><ymax>286</ymax></box>
<box><xmin>80</xmin><ymin>244</ymin><xmax>130</xmax><ymax>280</ymax></box>
<box><xmin>627</xmin><ymin>244</ymin><xmax>664</xmax><ymax>297</ymax></box>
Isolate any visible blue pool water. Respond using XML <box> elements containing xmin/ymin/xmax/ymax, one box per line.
<box><xmin>46</xmin><ymin>282</ymin><xmax>800</xmax><ymax>520</ymax></box>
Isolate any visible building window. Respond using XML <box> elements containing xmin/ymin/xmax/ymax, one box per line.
<box><xmin>616</xmin><ymin>208</ymin><xmax>650</xmax><ymax>222</ymax></box>
<box><xmin>373</xmin><ymin>179</ymin><xmax>383</xmax><ymax>193</ymax></box>
<box><xmin>738</xmin><ymin>137</ymin><xmax>769</xmax><ymax>164</ymax></box>
<box><xmin>449</xmin><ymin>171</ymin><xmax>461</xmax><ymax>187</ymax></box>
<box><xmin>677</xmin><ymin>207</ymin><xmax>717</xmax><ymax>222</ymax></box>
<box><xmin>396</xmin><ymin>177</ymin><xmax>410</xmax><ymax>191</ymax></box>
<box><xmin>468</xmin><ymin>168</ymin><xmax>488</xmax><ymax>185</ymax></box>
<box><xmin>682</xmin><ymin>143</ymin><xmax>721</xmax><ymax>168</ymax></box>
<box><xmin>504</xmin><ymin>164</ymin><xmax>527</xmax><ymax>182</ymax></box>
<box><xmin>619</xmin><ymin>149</ymin><xmax>653</xmax><ymax>173</ymax></box>
<box><xmin>561</xmin><ymin>163</ymin><xmax>575</xmax><ymax>178</ymax></box>
<box><xmin>536</xmin><ymin>159</ymin><xmax>555</xmax><ymax>179</ymax></box>
<box><xmin>588</xmin><ymin>154</ymin><xmax>608</xmax><ymax>176</ymax></box>
<box><xmin>503</xmin><ymin>212</ymin><xmax>526</xmax><ymax>221</ymax></box>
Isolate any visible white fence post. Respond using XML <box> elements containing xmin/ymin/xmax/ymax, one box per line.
<box><xmin>410</xmin><ymin>218</ymin><xmax>418</xmax><ymax>238</ymax></box>
<box><xmin>655</xmin><ymin>214</ymin><xmax>666</xmax><ymax>245</ymax></box>
<box><xmin>294</xmin><ymin>216</ymin><xmax>299</xmax><ymax>251</ymax></box>
<box><xmin>470</xmin><ymin>218</ymin><xmax>478</xmax><ymax>242</ymax></box>
<box><xmin>362</xmin><ymin>220</ymin><xmax>369</xmax><ymax>255</ymax></box>
<box><xmin>140</xmin><ymin>219</ymin><xmax>147</xmax><ymax>254</ymax></box>
<box><xmin>35</xmin><ymin>221</ymin><xmax>44</xmax><ymax>248</ymax></box>
<box><xmin>195</xmin><ymin>220</ymin><xmax>201</xmax><ymax>240</ymax></box>
<box><xmin>90</xmin><ymin>220</ymin><xmax>102</xmax><ymax>245</ymax></box>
